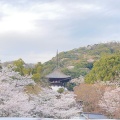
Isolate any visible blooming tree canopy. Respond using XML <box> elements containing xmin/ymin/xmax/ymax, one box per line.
<box><xmin>0</xmin><ymin>66</ymin><xmax>79</xmax><ymax>118</ymax></box>
<box><xmin>99</xmin><ymin>87</ymin><xmax>120</xmax><ymax>114</ymax></box>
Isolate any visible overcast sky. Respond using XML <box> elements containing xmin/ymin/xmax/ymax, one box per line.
<box><xmin>0</xmin><ymin>0</ymin><xmax>120</xmax><ymax>63</ymax></box>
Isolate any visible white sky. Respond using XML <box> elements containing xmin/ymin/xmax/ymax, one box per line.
<box><xmin>0</xmin><ymin>0</ymin><xmax>120</xmax><ymax>63</ymax></box>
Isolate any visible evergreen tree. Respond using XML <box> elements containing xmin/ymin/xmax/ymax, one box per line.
<box><xmin>85</xmin><ymin>53</ymin><xmax>120</xmax><ymax>83</ymax></box>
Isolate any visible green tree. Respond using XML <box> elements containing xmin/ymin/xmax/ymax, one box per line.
<box><xmin>32</xmin><ymin>62</ymin><xmax>43</xmax><ymax>82</ymax></box>
<box><xmin>13</xmin><ymin>58</ymin><xmax>25</xmax><ymax>75</ymax></box>
<box><xmin>22</xmin><ymin>68</ymin><xmax>29</xmax><ymax>75</ymax></box>
<box><xmin>85</xmin><ymin>53</ymin><xmax>120</xmax><ymax>83</ymax></box>
<box><xmin>66</xmin><ymin>82</ymin><xmax>76</xmax><ymax>91</ymax></box>
<box><xmin>32</xmin><ymin>73</ymin><xmax>41</xmax><ymax>82</ymax></box>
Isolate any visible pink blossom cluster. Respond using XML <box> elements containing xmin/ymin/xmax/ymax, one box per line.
<box><xmin>0</xmin><ymin>67</ymin><xmax>79</xmax><ymax>118</ymax></box>
<box><xmin>99</xmin><ymin>87</ymin><xmax>120</xmax><ymax>114</ymax></box>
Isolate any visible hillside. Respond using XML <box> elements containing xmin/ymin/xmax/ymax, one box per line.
<box><xmin>43</xmin><ymin>42</ymin><xmax>120</xmax><ymax>78</ymax></box>
<box><xmin>2</xmin><ymin>41</ymin><xmax>120</xmax><ymax>81</ymax></box>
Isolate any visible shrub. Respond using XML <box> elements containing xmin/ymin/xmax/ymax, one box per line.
<box><xmin>57</xmin><ymin>88</ymin><xmax>64</xmax><ymax>93</ymax></box>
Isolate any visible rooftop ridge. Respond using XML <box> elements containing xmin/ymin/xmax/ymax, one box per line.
<box><xmin>46</xmin><ymin>68</ymin><xmax>70</xmax><ymax>79</ymax></box>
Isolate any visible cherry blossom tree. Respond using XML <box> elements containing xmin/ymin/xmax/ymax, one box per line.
<box><xmin>31</xmin><ymin>89</ymin><xmax>79</xmax><ymax>118</ymax></box>
<box><xmin>0</xmin><ymin>66</ymin><xmax>35</xmax><ymax>117</ymax></box>
<box><xmin>0</xmin><ymin>66</ymin><xmax>80</xmax><ymax>118</ymax></box>
<box><xmin>99</xmin><ymin>87</ymin><xmax>120</xmax><ymax>118</ymax></box>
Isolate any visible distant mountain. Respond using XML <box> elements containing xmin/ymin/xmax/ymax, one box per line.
<box><xmin>2</xmin><ymin>61</ymin><xmax>35</xmax><ymax>68</ymax></box>
<box><xmin>2</xmin><ymin>61</ymin><xmax>14</xmax><ymax>67</ymax></box>
<box><xmin>43</xmin><ymin>41</ymin><xmax>120</xmax><ymax>79</ymax></box>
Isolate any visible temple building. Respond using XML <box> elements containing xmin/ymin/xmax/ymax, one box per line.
<box><xmin>46</xmin><ymin>68</ymin><xmax>71</xmax><ymax>86</ymax></box>
<box><xmin>46</xmin><ymin>51</ymin><xmax>71</xmax><ymax>87</ymax></box>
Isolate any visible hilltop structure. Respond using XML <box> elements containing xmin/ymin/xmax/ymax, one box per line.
<box><xmin>46</xmin><ymin>51</ymin><xmax>71</xmax><ymax>86</ymax></box>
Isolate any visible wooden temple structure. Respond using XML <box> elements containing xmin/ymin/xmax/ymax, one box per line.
<box><xmin>46</xmin><ymin>51</ymin><xmax>71</xmax><ymax>86</ymax></box>
<box><xmin>46</xmin><ymin>68</ymin><xmax>71</xmax><ymax>86</ymax></box>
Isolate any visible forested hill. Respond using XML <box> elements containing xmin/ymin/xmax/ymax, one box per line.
<box><xmin>2</xmin><ymin>42</ymin><xmax>120</xmax><ymax>82</ymax></box>
<box><xmin>43</xmin><ymin>42</ymin><xmax>120</xmax><ymax>78</ymax></box>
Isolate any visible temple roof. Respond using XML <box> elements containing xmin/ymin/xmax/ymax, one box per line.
<box><xmin>46</xmin><ymin>69</ymin><xmax>71</xmax><ymax>79</ymax></box>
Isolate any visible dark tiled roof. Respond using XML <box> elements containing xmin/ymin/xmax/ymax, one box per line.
<box><xmin>46</xmin><ymin>69</ymin><xmax>70</xmax><ymax>78</ymax></box>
